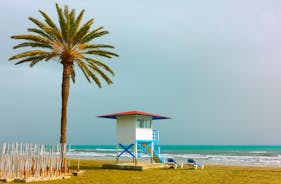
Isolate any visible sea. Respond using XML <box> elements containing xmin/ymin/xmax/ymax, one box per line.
<box><xmin>68</xmin><ymin>145</ymin><xmax>281</xmax><ymax>167</ymax></box>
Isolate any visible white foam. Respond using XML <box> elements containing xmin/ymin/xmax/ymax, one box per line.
<box><xmin>95</xmin><ymin>149</ymin><xmax>117</xmax><ymax>152</ymax></box>
<box><xmin>67</xmin><ymin>149</ymin><xmax>281</xmax><ymax>167</ymax></box>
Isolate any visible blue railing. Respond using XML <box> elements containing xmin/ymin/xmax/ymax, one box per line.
<box><xmin>153</xmin><ymin>129</ymin><xmax>160</xmax><ymax>141</ymax></box>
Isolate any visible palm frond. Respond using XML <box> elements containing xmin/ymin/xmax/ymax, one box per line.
<box><xmin>30</xmin><ymin>58</ymin><xmax>43</xmax><ymax>67</ymax></box>
<box><xmin>76</xmin><ymin>59</ymin><xmax>102</xmax><ymax>87</ymax></box>
<box><xmin>76</xmin><ymin>59</ymin><xmax>91</xmax><ymax>83</ymax></box>
<box><xmin>81</xmin><ymin>27</ymin><xmax>109</xmax><ymax>43</ymax></box>
<box><xmin>82</xmin><ymin>44</ymin><xmax>115</xmax><ymax>50</ymax></box>
<box><xmin>88</xmin><ymin>63</ymin><xmax>113</xmax><ymax>85</ymax></box>
<box><xmin>56</xmin><ymin>3</ymin><xmax>67</xmax><ymax>41</ymax></box>
<box><xmin>83</xmin><ymin>57</ymin><xmax>114</xmax><ymax>76</ymax></box>
<box><xmin>64</xmin><ymin>5</ymin><xmax>70</xmax><ymax>43</ymax></box>
<box><xmin>73</xmin><ymin>18</ymin><xmax>94</xmax><ymax>44</ymax></box>
<box><xmin>88</xmin><ymin>69</ymin><xmax>102</xmax><ymax>88</ymax></box>
<box><xmin>73</xmin><ymin>9</ymin><xmax>84</xmax><ymax>34</ymax></box>
<box><xmin>9</xmin><ymin>50</ymin><xmax>50</xmax><ymax>60</ymax></box>
<box><xmin>38</xmin><ymin>10</ymin><xmax>63</xmax><ymax>42</ymax></box>
<box><xmin>77</xmin><ymin>60</ymin><xmax>97</xmax><ymax>84</ymax></box>
<box><xmin>69</xmin><ymin>9</ymin><xmax>76</xmax><ymax>39</ymax></box>
<box><xmin>45</xmin><ymin>52</ymin><xmax>59</xmax><ymax>61</ymax></box>
<box><xmin>70</xmin><ymin>64</ymin><xmax>76</xmax><ymax>83</ymax></box>
<box><xmin>14</xmin><ymin>55</ymin><xmax>48</xmax><ymax>65</ymax></box>
<box><xmin>13</xmin><ymin>42</ymin><xmax>52</xmax><ymax>49</ymax></box>
<box><xmin>43</xmin><ymin>27</ymin><xmax>63</xmax><ymax>42</ymax></box>
<box><xmin>11</xmin><ymin>35</ymin><xmax>50</xmax><ymax>44</ymax></box>
<box><xmin>39</xmin><ymin>10</ymin><xmax>57</xmax><ymax>30</ymax></box>
<box><xmin>84</xmin><ymin>50</ymin><xmax>119</xmax><ymax>58</ymax></box>
<box><xmin>28</xmin><ymin>28</ymin><xmax>51</xmax><ymax>40</ymax></box>
<box><xmin>63</xmin><ymin>5</ymin><xmax>69</xmax><ymax>22</ymax></box>
<box><xmin>28</xmin><ymin>17</ymin><xmax>48</xmax><ymax>30</ymax></box>
<box><xmin>80</xmin><ymin>26</ymin><xmax>102</xmax><ymax>41</ymax></box>
<box><xmin>87</xmin><ymin>30</ymin><xmax>109</xmax><ymax>40</ymax></box>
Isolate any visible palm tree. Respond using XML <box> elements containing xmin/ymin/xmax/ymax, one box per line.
<box><xmin>9</xmin><ymin>4</ymin><xmax>118</xmax><ymax>169</ymax></box>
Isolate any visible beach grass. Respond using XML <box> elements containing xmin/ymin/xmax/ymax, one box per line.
<box><xmin>8</xmin><ymin>160</ymin><xmax>281</xmax><ymax>184</ymax></box>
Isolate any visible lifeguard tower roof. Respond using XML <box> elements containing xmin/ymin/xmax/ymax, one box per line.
<box><xmin>98</xmin><ymin>110</ymin><xmax>171</xmax><ymax>120</ymax></box>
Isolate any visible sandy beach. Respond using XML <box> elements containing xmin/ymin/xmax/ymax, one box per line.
<box><xmin>7</xmin><ymin>159</ymin><xmax>279</xmax><ymax>184</ymax></box>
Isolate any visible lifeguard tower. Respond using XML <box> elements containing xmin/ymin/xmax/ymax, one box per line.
<box><xmin>98</xmin><ymin>110</ymin><xmax>170</xmax><ymax>164</ymax></box>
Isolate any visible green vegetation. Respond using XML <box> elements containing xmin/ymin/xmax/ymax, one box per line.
<box><xmin>11</xmin><ymin>160</ymin><xmax>281</xmax><ymax>184</ymax></box>
<box><xmin>9</xmin><ymin>3</ymin><xmax>118</xmax><ymax>165</ymax></box>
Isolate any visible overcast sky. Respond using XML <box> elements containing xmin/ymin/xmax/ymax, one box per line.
<box><xmin>1</xmin><ymin>0</ymin><xmax>281</xmax><ymax>145</ymax></box>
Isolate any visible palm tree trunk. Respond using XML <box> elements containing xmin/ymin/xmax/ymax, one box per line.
<box><xmin>60</xmin><ymin>63</ymin><xmax>71</xmax><ymax>170</ymax></box>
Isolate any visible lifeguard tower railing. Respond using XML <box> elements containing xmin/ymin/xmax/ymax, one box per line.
<box><xmin>136</xmin><ymin>129</ymin><xmax>163</xmax><ymax>163</ymax></box>
<box><xmin>152</xmin><ymin>129</ymin><xmax>162</xmax><ymax>162</ymax></box>
<box><xmin>153</xmin><ymin>129</ymin><xmax>160</xmax><ymax>141</ymax></box>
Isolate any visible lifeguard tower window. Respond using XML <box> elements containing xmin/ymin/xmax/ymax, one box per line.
<box><xmin>136</xmin><ymin>119</ymin><xmax>151</xmax><ymax>128</ymax></box>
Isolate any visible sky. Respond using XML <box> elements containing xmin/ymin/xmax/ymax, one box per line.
<box><xmin>1</xmin><ymin>0</ymin><xmax>281</xmax><ymax>145</ymax></box>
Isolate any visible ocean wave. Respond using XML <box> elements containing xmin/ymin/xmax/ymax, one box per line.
<box><xmin>95</xmin><ymin>149</ymin><xmax>117</xmax><ymax>152</ymax></box>
<box><xmin>168</xmin><ymin>154</ymin><xmax>281</xmax><ymax>167</ymax></box>
<box><xmin>67</xmin><ymin>148</ymin><xmax>281</xmax><ymax>167</ymax></box>
<box><xmin>248</xmin><ymin>151</ymin><xmax>268</xmax><ymax>154</ymax></box>
<box><xmin>70</xmin><ymin>148</ymin><xmax>117</xmax><ymax>153</ymax></box>
<box><xmin>68</xmin><ymin>151</ymin><xmax>115</xmax><ymax>158</ymax></box>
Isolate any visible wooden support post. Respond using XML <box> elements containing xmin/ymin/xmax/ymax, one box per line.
<box><xmin>134</xmin><ymin>143</ymin><xmax>137</xmax><ymax>165</ymax></box>
<box><xmin>77</xmin><ymin>156</ymin><xmax>80</xmax><ymax>172</ymax></box>
<box><xmin>134</xmin><ymin>142</ymin><xmax>138</xmax><ymax>158</ymax></box>
<box><xmin>116</xmin><ymin>143</ymin><xmax>119</xmax><ymax>163</ymax></box>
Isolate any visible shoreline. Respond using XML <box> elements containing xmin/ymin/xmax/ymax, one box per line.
<box><xmin>71</xmin><ymin>158</ymin><xmax>281</xmax><ymax>169</ymax></box>
<box><xmin>68</xmin><ymin>157</ymin><xmax>281</xmax><ymax>168</ymax></box>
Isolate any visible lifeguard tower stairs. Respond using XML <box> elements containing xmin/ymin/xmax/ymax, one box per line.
<box><xmin>137</xmin><ymin>129</ymin><xmax>163</xmax><ymax>163</ymax></box>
